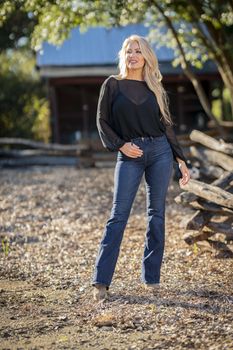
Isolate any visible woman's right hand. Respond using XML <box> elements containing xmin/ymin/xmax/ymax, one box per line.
<box><xmin>119</xmin><ymin>142</ymin><xmax>143</xmax><ymax>158</ymax></box>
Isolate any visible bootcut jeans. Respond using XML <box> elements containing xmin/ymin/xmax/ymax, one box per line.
<box><xmin>92</xmin><ymin>134</ymin><xmax>174</xmax><ymax>290</ymax></box>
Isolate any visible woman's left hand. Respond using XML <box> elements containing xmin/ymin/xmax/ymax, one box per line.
<box><xmin>178</xmin><ymin>161</ymin><xmax>190</xmax><ymax>186</ymax></box>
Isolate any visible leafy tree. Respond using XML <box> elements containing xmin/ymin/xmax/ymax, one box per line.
<box><xmin>0</xmin><ymin>1</ymin><xmax>50</xmax><ymax>140</ymax></box>
<box><xmin>147</xmin><ymin>1</ymin><xmax>233</xmax><ymax>121</ymax></box>
<box><xmin>0</xmin><ymin>50</ymin><xmax>50</xmax><ymax>141</ymax></box>
<box><xmin>1</xmin><ymin>0</ymin><xmax>232</xmax><ymax>134</ymax></box>
<box><xmin>0</xmin><ymin>2</ymin><xmax>35</xmax><ymax>51</ymax></box>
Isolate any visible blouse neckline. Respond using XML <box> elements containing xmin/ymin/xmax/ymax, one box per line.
<box><xmin>123</xmin><ymin>78</ymin><xmax>146</xmax><ymax>82</ymax></box>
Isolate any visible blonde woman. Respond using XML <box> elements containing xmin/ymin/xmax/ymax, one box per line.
<box><xmin>92</xmin><ymin>35</ymin><xmax>190</xmax><ymax>301</ymax></box>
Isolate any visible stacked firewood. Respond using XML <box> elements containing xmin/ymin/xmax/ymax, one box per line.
<box><xmin>175</xmin><ymin>130</ymin><xmax>233</xmax><ymax>256</ymax></box>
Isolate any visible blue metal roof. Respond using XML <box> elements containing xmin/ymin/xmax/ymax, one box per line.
<box><xmin>37</xmin><ymin>23</ymin><xmax>175</xmax><ymax>66</ymax></box>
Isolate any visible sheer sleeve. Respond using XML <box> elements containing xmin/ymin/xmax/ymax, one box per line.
<box><xmin>96</xmin><ymin>77</ymin><xmax>126</xmax><ymax>152</ymax></box>
<box><xmin>160</xmin><ymin>114</ymin><xmax>188</xmax><ymax>166</ymax></box>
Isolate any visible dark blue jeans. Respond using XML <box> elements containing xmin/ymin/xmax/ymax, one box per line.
<box><xmin>92</xmin><ymin>134</ymin><xmax>173</xmax><ymax>290</ymax></box>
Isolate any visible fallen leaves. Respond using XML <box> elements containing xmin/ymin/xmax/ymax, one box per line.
<box><xmin>0</xmin><ymin>166</ymin><xmax>232</xmax><ymax>349</ymax></box>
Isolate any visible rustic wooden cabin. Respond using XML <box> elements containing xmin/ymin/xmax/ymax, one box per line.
<box><xmin>36</xmin><ymin>23</ymin><xmax>220</xmax><ymax>146</ymax></box>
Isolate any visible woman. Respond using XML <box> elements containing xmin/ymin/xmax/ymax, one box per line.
<box><xmin>91</xmin><ymin>35</ymin><xmax>190</xmax><ymax>301</ymax></box>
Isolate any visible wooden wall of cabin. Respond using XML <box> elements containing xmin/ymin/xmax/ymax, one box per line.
<box><xmin>49</xmin><ymin>81</ymin><xmax>100</xmax><ymax>144</ymax></box>
<box><xmin>48</xmin><ymin>76</ymin><xmax>216</xmax><ymax>144</ymax></box>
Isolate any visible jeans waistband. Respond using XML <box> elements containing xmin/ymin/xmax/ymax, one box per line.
<box><xmin>130</xmin><ymin>134</ymin><xmax>165</xmax><ymax>142</ymax></box>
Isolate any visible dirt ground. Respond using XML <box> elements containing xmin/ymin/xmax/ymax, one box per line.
<box><xmin>0</xmin><ymin>166</ymin><xmax>232</xmax><ymax>350</ymax></box>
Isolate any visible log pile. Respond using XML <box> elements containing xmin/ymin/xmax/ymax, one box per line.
<box><xmin>175</xmin><ymin>130</ymin><xmax>233</xmax><ymax>257</ymax></box>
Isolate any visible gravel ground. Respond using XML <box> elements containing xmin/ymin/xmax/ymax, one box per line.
<box><xmin>0</xmin><ymin>166</ymin><xmax>232</xmax><ymax>350</ymax></box>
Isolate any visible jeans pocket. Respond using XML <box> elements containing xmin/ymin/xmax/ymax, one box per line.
<box><xmin>117</xmin><ymin>150</ymin><xmax>143</xmax><ymax>161</ymax></box>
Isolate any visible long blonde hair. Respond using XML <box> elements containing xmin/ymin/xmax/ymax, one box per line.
<box><xmin>113</xmin><ymin>35</ymin><xmax>173</xmax><ymax>126</ymax></box>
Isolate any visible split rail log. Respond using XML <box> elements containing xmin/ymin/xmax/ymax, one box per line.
<box><xmin>184</xmin><ymin>222</ymin><xmax>233</xmax><ymax>245</ymax></box>
<box><xmin>185</xmin><ymin>236</ymin><xmax>233</xmax><ymax>257</ymax></box>
<box><xmin>198</xmin><ymin>239</ymin><xmax>233</xmax><ymax>257</ymax></box>
<box><xmin>189</xmin><ymin>129</ymin><xmax>233</xmax><ymax>155</ymax></box>
<box><xmin>0</xmin><ymin>137</ymin><xmax>88</xmax><ymax>152</ymax></box>
<box><xmin>190</xmin><ymin>146</ymin><xmax>233</xmax><ymax>171</ymax></box>
<box><xmin>0</xmin><ymin>137</ymin><xmax>93</xmax><ymax>167</ymax></box>
<box><xmin>178</xmin><ymin>173</ymin><xmax>233</xmax><ymax>231</ymax></box>
<box><xmin>198</xmin><ymin>164</ymin><xmax>225</xmax><ymax>180</ymax></box>
<box><xmin>0</xmin><ymin>149</ymin><xmax>79</xmax><ymax>157</ymax></box>
<box><xmin>204</xmin><ymin>221</ymin><xmax>233</xmax><ymax>237</ymax></box>
<box><xmin>175</xmin><ymin>130</ymin><xmax>233</xmax><ymax>252</ymax></box>
<box><xmin>176</xmin><ymin>193</ymin><xmax>233</xmax><ymax>215</ymax></box>
<box><xmin>183</xmin><ymin>230</ymin><xmax>215</xmax><ymax>244</ymax></box>
<box><xmin>179</xmin><ymin>178</ymin><xmax>233</xmax><ymax>209</ymax></box>
<box><xmin>176</xmin><ymin>171</ymin><xmax>233</xmax><ymax>215</ymax></box>
<box><xmin>177</xmin><ymin>172</ymin><xmax>233</xmax><ymax>247</ymax></box>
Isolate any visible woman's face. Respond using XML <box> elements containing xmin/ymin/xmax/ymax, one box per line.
<box><xmin>125</xmin><ymin>41</ymin><xmax>145</xmax><ymax>71</ymax></box>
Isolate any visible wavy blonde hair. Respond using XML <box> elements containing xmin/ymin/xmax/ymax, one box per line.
<box><xmin>113</xmin><ymin>34</ymin><xmax>173</xmax><ymax>126</ymax></box>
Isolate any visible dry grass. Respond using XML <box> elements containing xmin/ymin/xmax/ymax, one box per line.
<box><xmin>0</xmin><ymin>166</ymin><xmax>232</xmax><ymax>350</ymax></box>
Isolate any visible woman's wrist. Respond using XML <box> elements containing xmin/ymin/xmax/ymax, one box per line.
<box><xmin>177</xmin><ymin>159</ymin><xmax>185</xmax><ymax>169</ymax></box>
<box><xmin>178</xmin><ymin>162</ymin><xmax>183</xmax><ymax>169</ymax></box>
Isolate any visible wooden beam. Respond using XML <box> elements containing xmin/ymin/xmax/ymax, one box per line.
<box><xmin>190</xmin><ymin>129</ymin><xmax>233</xmax><ymax>155</ymax></box>
<box><xmin>180</xmin><ymin>178</ymin><xmax>233</xmax><ymax>209</ymax></box>
<box><xmin>175</xmin><ymin>171</ymin><xmax>233</xmax><ymax>204</ymax></box>
<box><xmin>184</xmin><ymin>230</ymin><xmax>215</xmax><ymax>245</ymax></box>
<box><xmin>176</xmin><ymin>194</ymin><xmax>233</xmax><ymax>215</ymax></box>
<box><xmin>186</xmin><ymin>211</ymin><xmax>213</xmax><ymax>230</ymax></box>
<box><xmin>190</xmin><ymin>146</ymin><xmax>233</xmax><ymax>171</ymax></box>
<box><xmin>49</xmin><ymin>85</ymin><xmax>60</xmax><ymax>143</ymax></box>
<box><xmin>199</xmin><ymin>164</ymin><xmax>225</xmax><ymax>179</ymax></box>
<box><xmin>205</xmin><ymin>221</ymin><xmax>233</xmax><ymax>237</ymax></box>
<box><xmin>0</xmin><ymin>138</ymin><xmax>88</xmax><ymax>151</ymax></box>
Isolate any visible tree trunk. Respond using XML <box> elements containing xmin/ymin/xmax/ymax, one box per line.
<box><xmin>151</xmin><ymin>1</ymin><xmax>227</xmax><ymax>137</ymax></box>
<box><xmin>188</xmin><ymin>0</ymin><xmax>233</xmax><ymax>117</ymax></box>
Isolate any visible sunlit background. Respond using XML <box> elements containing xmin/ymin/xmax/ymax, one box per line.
<box><xmin>0</xmin><ymin>0</ymin><xmax>232</xmax><ymax>146</ymax></box>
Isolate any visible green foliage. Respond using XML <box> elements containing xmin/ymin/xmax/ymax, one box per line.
<box><xmin>222</xmin><ymin>88</ymin><xmax>232</xmax><ymax>121</ymax></box>
<box><xmin>211</xmin><ymin>84</ymin><xmax>232</xmax><ymax>121</ymax></box>
<box><xmin>193</xmin><ymin>242</ymin><xmax>198</xmax><ymax>255</ymax></box>
<box><xmin>212</xmin><ymin>98</ymin><xmax>222</xmax><ymax>121</ymax></box>
<box><xmin>0</xmin><ymin>50</ymin><xmax>51</xmax><ymax>142</ymax></box>
<box><xmin>0</xmin><ymin>1</ymin><xmax>232</xmax><ymax>73</ymax></box>
<box><xmin>1</xmin><ymin>236</ymin><xmax>10</xmax><ymax>256</ymax></box>
<box><xmin>0</xmin><ymin>0</ymin><xmax>232</xmax><ymax>127</ymax></box>
<box><xmin>1</xmin><ymin>1</ymin><xmax>232</xmax><ymax>64</ymax></box>
<box><xmin>0</xmin><ymin>1</ymin><xmax>36</xmax><ymax>50</ymax></box>
<box><xmin>29</xmin><ymin>97</ymin><xmax>50</xmax><ymax>142</ymax></box>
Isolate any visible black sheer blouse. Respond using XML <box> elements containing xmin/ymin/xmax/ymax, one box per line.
<box><xmin>96</xmin><ymin>75</ymin><xmax>188</xmax><ymax>165</ymax></box>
